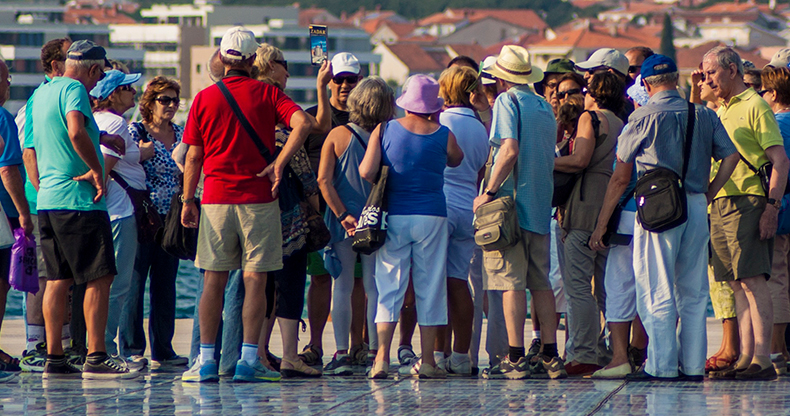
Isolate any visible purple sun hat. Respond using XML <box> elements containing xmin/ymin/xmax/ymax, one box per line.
<box><xmin>396</xmin><ymin>74</ymin><xmax>444</xmax><ymax>114</ymax></box>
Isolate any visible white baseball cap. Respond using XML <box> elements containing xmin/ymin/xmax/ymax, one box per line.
<box><xmin>480</xmin><ymin>56</ymin><xmax>497</xmax><ymax>85</ymax></box>
<box><xmin>220</xmin><ymin>26</ymin><xmax>259</xmax><ymax>61</ymax></box>
<box><xmin>767</xmin><ymin>48</ymin><xmax>790</xmax><ymax>69</ymax></box>
<box><xmin>331</xmin><ymin>52</ymin><xmax>361</xmax><ymax>75</ymax></box>
<box><xmin>576</xmin><ymin>48</ymin><xmax>629</xmax><ymax>76</ymax></box>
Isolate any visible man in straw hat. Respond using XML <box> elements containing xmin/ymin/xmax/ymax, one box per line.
<box><xmin>473</xmin><ymin>45</ymin><xmax>567</xmax><ymax>380</ymax></box>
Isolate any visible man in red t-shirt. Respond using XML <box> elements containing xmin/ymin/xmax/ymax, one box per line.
<box><xmin>180</xmin><ymin>27</ymin><xmax>313</xmax><ymax>383</ymax></box>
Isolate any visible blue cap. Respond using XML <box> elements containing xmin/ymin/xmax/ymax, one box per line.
<box><xmin>67</xmin><ymin>40</ymin><xmax>111</xmax><ymax>68</ymax></box>
<box><xmin>640</xmin><ymin>54</ymin><xmax>677</xmax><ymax>81</ymax></box>
<box><xmin>90</xmin><ymin>70</ymin><xmax>141</xmax><ymax>100</ymax></box>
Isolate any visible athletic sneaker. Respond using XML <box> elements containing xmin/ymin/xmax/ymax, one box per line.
<box><xmin>233</xmin><ymin>358</ymin><xmax>281</xmax><ymax>383</ymax></box>
<box><xmin>323</xmin><ymin>353</ymin><xmax>353</xmax><ymax>376</ymax></box>
<box><xmin>20</xmin><ymin>342</ymin><xmax>47</xmax><ymax>372</ymax></box>
<box><xmin>446</xmin><ymin>356</ymin><xmax>473</xmax><ymax>377</ymax></box>
<box><xmin>397</xmin><ymin>345</ymin><xmax>417</xmax><ymax>366</ymax></box>
<box><xmin>65</xmin><ymin>347</ymin><xmax>86</xmax><ymax>370</ymax></box>
<box><xmin>111</xmin><ymin>355</ymin><xmax>145</xmax><ymax>372</ymax></box>
<box><xmin>182</xmin><ymin>359</ymin><xmax>219</xmax><ymax>383</ymax></box>
<box><xmin>82</xmin><ymin>355</ymin><xmax>139</xmax><ymax>380</ymax></box>
<box><xmin>526</xmin><ymin>338</ymin><xmax>542</xmax><ymax>363</ymax></box>
<box><xmin>483</xmin><ymin>356</ymin><xmax>530</xmax><ymax>380</ymax></box>
<box><xmin>530</xmin><ymin>355</ymin><xmax>568</xmax><ymax>379</ymax></box>
<box><xmin>0</xmin><ymin>371</ymin><xmax>17</xmax><ymax>382</ymax></box>
<box><xmin>42</xmin><ymin>357</ymin><xmax>82</xmax><ymax>379</ymax></box>
<box><xmin>153</xmin><ymin>355</ymin><xmax>188</xmax><ymax>368</ymax></box>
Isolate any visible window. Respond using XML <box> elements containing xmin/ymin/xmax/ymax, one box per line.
<box><xmin>10</xmin><ymin>86</ymin><xmax>35</xmax><ymax>101</ymax></box>
<box><xmin>284</xmin><ymin>37</ymin><xmax>300</xmax><ymax>50</ymax></box>
<box><xmin>196</xmin><ymin>64</ymin><xmax>201</xmax><ymax>74</ymax></box>
<box><xmin>17</xmin><ymin>32</ymin><xmax>44</xmax><ymax>46</ymax></box>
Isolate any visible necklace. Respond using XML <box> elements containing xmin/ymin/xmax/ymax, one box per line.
<box><xmin>777</xmin><ymin>107</ymin><xmax>790</xmax><ymax>113</ymax></box>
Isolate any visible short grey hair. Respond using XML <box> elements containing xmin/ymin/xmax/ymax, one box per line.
<box><xmin>643</xmin><ymin>72</ymin><xmax>679</xmax><ymax>87</ymax></box>
<box><xmin>65</xmin><ymin>58</ymin><xmax>105</xmax><ymax>72</ymax></box>
<box><xmin>347</xmin><ymin>76</ymin><xmax>395</xmax><ymax>132</ymax></box>
<box><xmin>704</xmin><ymin>46</ymin><xmax>743</xmax><ymax>76</ymax></box>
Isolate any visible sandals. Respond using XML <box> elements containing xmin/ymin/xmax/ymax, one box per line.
<box><xmin>368</xmin><ymin>360</ymin><xmax>389</xmax><ymax>379</ymax></box>
<box><xmin>298</xmin><ymin>344</ymin><xmax>324</xmax><ymax>367</ymax></box>
<box><xmin>705</xmin><ymin>355</ymin><xmax>737</xmax><ymax>373</ymax></box>
<box><xmin>265</xmin><ymin>347</ymin><xmax>281</xmax><ymax>372</ymax></box>
<box><xmin>0</xmin><ymin>349</ymin><xmax>20</xmax><ymax>372</ymax></box>
<box><xmin>280</xmin><ymin>358</ymin><xmax>322</xmax><ymax>378</ymax></box>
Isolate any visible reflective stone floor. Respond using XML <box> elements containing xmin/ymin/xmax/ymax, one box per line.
<box><xmin>2</xmin><ymin>369</ymin><xmax>790</xmax><ymax>415</ymax></box>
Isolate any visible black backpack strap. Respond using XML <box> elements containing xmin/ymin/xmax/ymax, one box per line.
<box><xmin>133</xmin><ymin>122</ymin><xmax>150</xmax><ymax>143</ymax></box>
<box><xmin>738</xmin><ymin>152</ymin><xmax>759</xmax><ymax>174</ymax></box>
<box><xmin>216</xmin><ymin>80</ymin><xmax>275</xmax><ymax>165</ymax></box>
<box><xmin>681</xmin><ymin>102</ymin><xmax>696</xmax><ymax>183</ymax></box>
<box><xmin>344</xmin><ymin>125</ymin><xmax>367</xmax><ymax>150</ymax></box>
<box><xmin>109</xmin><ymin>170</ymin><xmax>130</xmax><ymax>189</ymax></box>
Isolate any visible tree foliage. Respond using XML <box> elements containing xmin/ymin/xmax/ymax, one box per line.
<box><xmin>660</xmin><ymin>13</ymin><xmax>676</xmax><ymax>63</ymax></box>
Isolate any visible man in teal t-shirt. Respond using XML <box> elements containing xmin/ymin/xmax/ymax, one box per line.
<box><xmin>24</xmin><ymin>40</ymin><xmax>133</xmax><ymax>380</ymax></box>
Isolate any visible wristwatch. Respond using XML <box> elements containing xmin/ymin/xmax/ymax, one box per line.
<box><xmin>768</xmin><ymin>198</ymin><xmax>782</xmax><ymax>209</ymax></box>
<box><xmin>180</xmin><ymin>195</ymin><xmax>195</xmax><ymax>204</ymax></box>
<box><xmin>337</xmin><ymin>211</ymin><xmax>351</xmax><ymax>223</ymax></box>
<box><xmin>485</xmin><ymin>188</ymin><xmax>497</xmax><ymax>197</ymax></box>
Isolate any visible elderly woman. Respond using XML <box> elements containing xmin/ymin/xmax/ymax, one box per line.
<box><xmin>89</xmin><ymin>70</ymin><xmax>146</xmax><ymax>366</ymax></box>
<box><xmin>317</xmin><ymin>77</ymin><xmax>394</xmax><ymax>375</ymax></box>
<box><xmin>426</xmin><ymin>66</ymin><xmax>489</xmax><ymax>376</ymax></box>
<box><xmin>121</xmin><ymin>76</ymin><xmax>186</xmax><ymax>367</ymax></box>
<box><xmin>554</xmin><ymin>71</ymin><xmax>625</xmax><ymax>376</ymax></box>
<box><xmin>360</xmin><ymin>74</ymin><xmax>464</xmax><ymax>379</ymax></box>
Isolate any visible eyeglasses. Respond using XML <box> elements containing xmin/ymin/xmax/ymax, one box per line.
<box><xmin>332</xmin><ymin>75</ymin><xmax>360</xmax><ymax>85</ymax></box>
<box><xmin>273</xmin><ymin>59</ymin><xmax>288</xmax><ymax>71</ymax></box>
<box><xmin>628</xmin><ymin>65</ymin><xmax>640</xmax><ymax>74</ymax></box>
<box><xmin>556</xmin><ymin>88</ymin><xmax>582</xmax><ymax>99</ymax></box>
<box><xmin>155</xmin><ymin>96</ymin><xmax>180</xmax><ymax>106</ymax></box>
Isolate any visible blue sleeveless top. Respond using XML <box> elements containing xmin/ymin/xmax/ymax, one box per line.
<box><xmin>382</xmin><ymin>119</ymin><xmax>448</xmax><ymax>217</ymax></box>
<box><xmin>325</xmin><ymin>123</ymin><xmax>372</xmax><ymax>243</ymax></box>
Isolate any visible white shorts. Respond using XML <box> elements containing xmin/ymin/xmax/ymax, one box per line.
<box><xmin>447</xmin><ymin>208</ymin><xmax>476</xmax><ymax>280</ymax></box>
<box><xmin>604</xmin><ymin>210</ymin><xmax>637</xmax><ymax>323</ymax></box>
<box><xmin>375</xmin><ymin>215</ymin><xmax>448</xmax><ymax>326</ymax></box>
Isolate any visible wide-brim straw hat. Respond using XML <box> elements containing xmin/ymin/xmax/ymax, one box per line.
<box><xmin>483</xmin><ymin>45</ymin><xmax>544</xmax><ymax>85</ymax></box>
<box><xmin>395</xmin><ymin>74</ymin><xmax>444</xmax><ymax>114</ymax></box>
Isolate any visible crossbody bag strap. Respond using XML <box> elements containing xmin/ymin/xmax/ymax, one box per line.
<box><xmin>681</xmin><ymin>102</ymin><xmax>696</xmax><ymax>183</ymax></box>
<box><xmin>344</xmin><ymin>124</ymin><xmax>367</xmax><ymax>150</ymax></box>
<box><xmin>738</xmin><ymin>152</ymin><xmax>760</xmax><ymax>173</ymax></box>
<box><xmin>505</xmin><ymin>90</ymin><xmax>521</xmax><ymax>198</ymax></box>
<box><xmin>587</xmin><ymin>110</ymin><xmax>602</xmax><ymax>147</ymax></box>
<box><xmin>133</xmin><ymin>122</ymin><xmax>150</xmax><ymax>143</ymax></box>
<box><xmin>109</xmin><ymin>170</ymin><xmax>131</xmax><ymax>190</ymax></box>
<box><xmin>216</xmin><ymin>80</ymin><xmax>276</xmax><ymax>165</ymax></box>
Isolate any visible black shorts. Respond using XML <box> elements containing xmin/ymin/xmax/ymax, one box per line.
<box><xmin>0</xmin><ymin>217</ymin><xmax>19</xmax><ymax>284</ymax></box>
<box><xmin>271</xmin><ymin>250</ymin><xmax>308</xmax><ymax>320</ymax></box>
<box><xmin>39</xmin><ymin>210</ymin><xmax>117</xmax><ymax>285</ymax></box>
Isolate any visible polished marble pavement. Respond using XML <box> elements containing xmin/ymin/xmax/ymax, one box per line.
<box><xmin>2</xmin><ymin>318</ymin><xmax>789</xmax><ymax>415</ymax></box>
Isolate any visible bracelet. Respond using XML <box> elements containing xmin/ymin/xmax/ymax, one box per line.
<box><xmin>180</xmin><ymin>195</ymin><xmax>195</xmax><ymax>204</ymax></box>
<box><xmin>337</xmin><ymin>211</ymin><xmax>351</xmax><ymax>223</ymax></box>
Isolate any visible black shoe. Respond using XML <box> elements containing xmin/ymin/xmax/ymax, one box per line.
<box><xmin>735</xmin><ymin>364</ymin><xmax>778</xmax><ymax>381</ymax></box>
<box><xmin>678</xmin><ymin>370</ymin><xmax>704</xmax><ymax>382</ymax></box>
<box><xmin>82</xmin><ymin>355</ymin><xmax>139</xmax><ymax>380</ymax></box>
<box><xmin>709</xmin><ymin>364</ymin><xmax>743</xmax><ymax>380</ymax></box>
<box><xmin>43</xmin><ymin>358</ymin><xmax>81</xmax><ymax>379</ymax></box>
<box><xmin>526</xmin><ymin>338</ymin><xmax>542</xmax><ymax>363</ymax></box>
<box><xmin>625</xmin><ymin>368</ymin><xmax>679</xmax><ymax>382</ymax></box>
<box><xmin>628</xmin><ymin>346</ymin><xmax>646</xmax><ymax>369</ymax></box>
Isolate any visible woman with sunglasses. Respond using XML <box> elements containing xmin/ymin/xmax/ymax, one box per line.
<box><xmin>121</xmin><ymin>76</ymin><xmax>187</xmax><ymax>369</ymax></box>
<box><xmin>553</xmin><ymin>71</ymin><xmax>625</xmax><ymax>376</ymax></box>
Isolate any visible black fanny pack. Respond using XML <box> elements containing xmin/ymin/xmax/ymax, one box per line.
<box><xmin>738</xmin><ymin>154</ymin><xmax>790</xmax><ymax>197</ymax></box>
<box><xmin>634</xmin><ymin>102</ymin><xmax>695</xmax><ymax>233</ymax></box>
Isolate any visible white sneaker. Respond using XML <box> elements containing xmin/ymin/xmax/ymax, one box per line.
<box><xmin>398</xmin><ymin>357</ymin><xmax>421</xmax><ymax>376</ymax></box>
<box><xmin>446</xmin><ymin>356</ymin><xmax>472</xmax><ymax>376</ymax></box>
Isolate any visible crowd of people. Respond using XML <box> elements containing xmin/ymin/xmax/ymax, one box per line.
<box><xmin>1</xmin><ymin>25</ymin><xmax>790</xmax><ymax>384</ymax></box>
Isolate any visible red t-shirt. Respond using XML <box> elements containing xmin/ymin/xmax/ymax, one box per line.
<box><xmin>183</xmin><ymin>76</ymin><xmax>301</xmax><ymax>204</ymax></box>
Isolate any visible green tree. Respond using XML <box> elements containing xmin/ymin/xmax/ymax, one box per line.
<box><xmin>660</xmin><ymin>13</ymin><xmax>676</xmax><ymax>63</ymax></box>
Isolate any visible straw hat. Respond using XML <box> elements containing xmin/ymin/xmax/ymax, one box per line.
<box><xmin>483</xmin><ymin>45</ymin><xmax>544</xmax><ymax>85</ymax></box>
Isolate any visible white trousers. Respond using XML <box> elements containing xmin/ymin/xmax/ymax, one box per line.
<box><xmin>633</xmin><ymin>193</ymin><xmax>709</xmax><ymax>377</ymax></box>
<box><xmin>375</xmin><ymin>215</ymin><xmax>448</xmax><ymax>326</ymax></box>
<box><xmin>604</xmin><ymin>210</ymin><xmax>637</xmax><ymax>323</ymax></box>
<box><xmin>330</xmin><ymin>237</ymin><xmax>378</xmax><ymax>350</ymax></box>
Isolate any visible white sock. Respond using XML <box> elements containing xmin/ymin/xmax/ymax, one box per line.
<box><xmin>450</xmin><ymin>352</ymin><xmax>469</xmax><ymax>365</ymax></box>
<box><xmin>771</xmin><ymin>353</ymin><xmax>783</xmax><ymax>360</ymax></box>
<box><xmin>26</xmin><ymin>324</ymin><xmax>45</xmax><ymax>352</ymax></box>
<box><xmin>199</xmin><ymin>344</ymin><xmax>215</xmax><ymax>364</ymax></box>
<box><xmin>241</xmin><ymin>343</ymin><xmax>258</xmax><ymax>366</ymax></box>
<box><xmin>61</xmin><ymin>324</ymin><xmax>71</xmax><ymax>350</ymax></box>
<box><xmin>532</xmin><ymin>330</ymin><xmax>541</xmax><ymax>340</ymax></box>
<box><xmin>433</xmin><ymin>351</ymin><xmax>445</xmax><ymax>363</ymax></box>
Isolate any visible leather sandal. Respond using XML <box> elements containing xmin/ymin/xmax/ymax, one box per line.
<box><xmin>280</xmin><ymin>358</ymin><xmax>322</xmax><ymax>378</ymax></box>
<box><xmin>705</xmin><ymin>355</ymin><xmax>736</xmax><ymax>373</ymax></box>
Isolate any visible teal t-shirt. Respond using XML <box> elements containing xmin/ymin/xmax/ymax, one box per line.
<box><xmin>29</xmin><ymin>77</ymin><xmax>106</xmax><ymax>211</ymax></box>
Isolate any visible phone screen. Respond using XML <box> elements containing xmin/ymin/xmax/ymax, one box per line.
<box><xmin>309</xmin><ymin>25</ymin><xmax>328</xmax><ymax>66</ymax></box>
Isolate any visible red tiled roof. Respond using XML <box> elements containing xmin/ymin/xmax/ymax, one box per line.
<box><xmin>571</xmin><ymin>0</ymin><xmax>607</xmax><ymax>9</ymax></box>
<box><xmin>531</xmin><ymin>26</ymin><xmax>659</xmax><ymax>50</ymax></box>
<box><xmin>701</xmin><ymin>2</ymin><xmax>759</xmax><ymax>13</ymax></box>
<box><xmin>397</xmin><ymin>35</ymin><xmax>439</xmax><ymax>43</ymax></box>
<box><xmin>346</xmin><ymin>9</ymin><xmax>397</xmax><ymax>24</ymax></box>
<box><xmin>446</xmin><ymin>43</ymin><xmax>487</xmax><ymax>62</ymax></box>
<box><xmin>64</xmin><ymin>7</ymin><xmax>137</xmax><ymax>24</ymax></box>
<box><xmin>484</xmin><ymin>32</ymin><xmax>547</xmax><ymax>56</ymax></box>
<box><xmin>298</xmin><ymin>7</ymin><xmax>341</xmax><ymax>27</ymax></box>
<box><xmin>419</xmin><ymin>8</ymin><xmax>548</xmax><ymax>31</ymax></box>
<box><xmin>386</xmin><ymin>43</ymin><xmax>444</xmax><ymax>72</ymax></box>
<box><xmin>600</xmin><ymin>2</ymin><xmax>672</xmax><ymax>16</ymax></box>
<box><xmin>675</xmin><ymin>40</ymin><xmax>768</xmax><ymax>70</ymax></box>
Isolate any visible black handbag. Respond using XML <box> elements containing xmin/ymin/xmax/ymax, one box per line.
<box><xmin>352</xmin><ymin>123</ymin><xmax>389</xmax><ymax>255</ymax></box>
<box><xmin>553</xmin><ymin>111</ymin><xmax>602</xmax><ymax>207</ymax></box>
<box><xmin>157</xmin><ymin>191</ymin><xmax>200</xmax><ymax>260</ymax></box>
<box><xmin>602</xmin><ymin>203</ymin><xmax>632</xmax><ymax>246</ymax></box>
<box><xmin>109</xmin><ymin>171</ymin><xmax>163</xmax><ymax>244</ymax></box>
<box><xmin>633</xmin><ymin>102</ymin><xmax>695</xmax><ymax>233</ymax></box>
<box><xmin>738</xmin><ymin>153</ymin><xmax>790</xmax><ymax>196</ymax></box>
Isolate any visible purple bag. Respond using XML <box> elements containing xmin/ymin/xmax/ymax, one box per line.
<box><xmin>9</xmin><ymin>228</ymin><xmax>38</xmax><ymax>294</ymax></box>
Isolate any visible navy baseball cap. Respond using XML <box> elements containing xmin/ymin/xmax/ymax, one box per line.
<box><xmin>640</xmin><ymin>54</ymin><xmax>677</xmax><ymax>80</ymax></box>
<box><xmin>67</xmin><ymin>40</ymin><xmax>111</xmax><ymax>68</ymax></box>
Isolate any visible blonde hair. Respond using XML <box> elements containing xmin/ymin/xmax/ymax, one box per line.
<box><xmin>252</xmin><ymin>43</ymin><xmax>285</xmax><ymax>89</ymax></box>
<box><xmin>438</xmin><ymin>66</ymin><xmax>478</xmax><ymax>107</ymax></box>
<box><xmin>347</xmin><ymin>77</ymin><xmax>396</xmax><ymax>132</ymax></box>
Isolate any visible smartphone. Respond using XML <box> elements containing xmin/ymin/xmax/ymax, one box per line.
<box><xmin>309</xmin><ymin>24</ymin><xmax>328</xmax><ymax>66</ymax></box>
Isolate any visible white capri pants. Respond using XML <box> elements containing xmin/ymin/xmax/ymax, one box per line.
<box><xmin>375</xmin><ymin>215</ymin><xmax>448</xmax><ymax>326</ymax></box>
<box><xmin>604</xmin><ymin>210</ymin><xmax>637</xmax><ymax>323</ymax></box>
<box><xmin>330</xmin><ymin>237</ymin><xmax>378</xmax><ymax>351</ymax></box>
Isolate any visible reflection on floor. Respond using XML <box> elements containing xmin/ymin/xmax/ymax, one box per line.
<box><xmin>1</xmin><ymin>367</ymin><xmax>789</xmax><ymax>416</ymax></box>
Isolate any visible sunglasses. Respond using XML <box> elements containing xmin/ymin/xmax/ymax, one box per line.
<box><xmin>332</xmin><ymin>75</ymin><xmax>359</xmax><ymax>85</ymax></box>
<box><xmin>628</xmin><ymin>65</ymin><xmax>640</xmax><ymax>74</ymax></box>
<box><xmin>118</xmin><ymin>84</ymin><xmax>135</xmax><ymax>92</ymax></box>
<box><xmin>556</xmin><ymin>88</ymin><xmax>582</xmax><ymax>99</ymax></box>
<box><xmin>155</xmin><ymin>96</ymin><xmax>180</xmax><ymax>106</ymax></box>
<box><xmin>758</xmin><ymin>89</ymin><xmax>769</xmax><ymax>97</ymax></box>
<box><xmin>273</xmin><ymin>59</ymin><xmax>288</xmax><ymax>71</ymax></box>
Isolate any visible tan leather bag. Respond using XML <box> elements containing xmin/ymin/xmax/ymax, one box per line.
<box><xmin>474</xmin><ymin>195</ymin><xmax>519</xmax><ymax>251</ymax></box>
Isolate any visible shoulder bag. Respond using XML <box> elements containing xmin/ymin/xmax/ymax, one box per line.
<box><xmin>217</xmin><ymin>80</ymin><xmax>330</xmax><ymax>254</ymax></box>
<box><xmin>109</xmin><ymin>171</ymin><xmax>163</xmax><ymax>244</ymax></box>
<box><xmin>552</xmin><ymin>110</ymin><xmax>602</xmax><ymax>207</ymax></box>
<box><xmin>633</xmin><ymin>102</ymin><xmax>695</xmax><ymax>233</ymax></box>
<box><xmin>737</xmin><ymin>153</ymin><xmax>790</xmax><ymax>196</ymax></box>
<box><xmin>158</xmin><ymin>191</ymin><xmax>200</xmax><ymax>260</ymax></box>
<box><xmin>352</xmin><ymin>123</ymin><xmax>389</xmax><ymax>255</ymax></box>
<box><xmin>474</xmin><ymin>91</ymin><xmax>521</xmax><ymax>251</ymax></box>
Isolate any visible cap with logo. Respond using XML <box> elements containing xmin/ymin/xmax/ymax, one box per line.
<box><xmin>331</xmin><ymin>52</ymin><xmax>361</xmax><ymax>75</ymax></box>
<box><xmin>67</xmin><ymin>40</ymin><xmax>111</xmax><ymax>68</ymax></box>
<box><xmin>640</xmin><ymin>54</ymin><xmax>677</xmax><ymax>81</ymax></box>
<box><xmin>576</xmin><ymin>48</ymin><xmax>629</xmax><ymax>76</ymax></box>
<box><xmin>220</xmin><ymin>26</ymin><xmax>259</xmax><ymax>61</ymax></box>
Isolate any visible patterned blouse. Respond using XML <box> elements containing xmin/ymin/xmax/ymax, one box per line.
<box><xmin>276</xmin><ymin>126</ymin><xmax>319</xmax><ymax>257</ymax></box>
<box><xmin>128</xmin><ymin>121</ymin><xmax>184</xmax><ymax>215</ymax></box>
